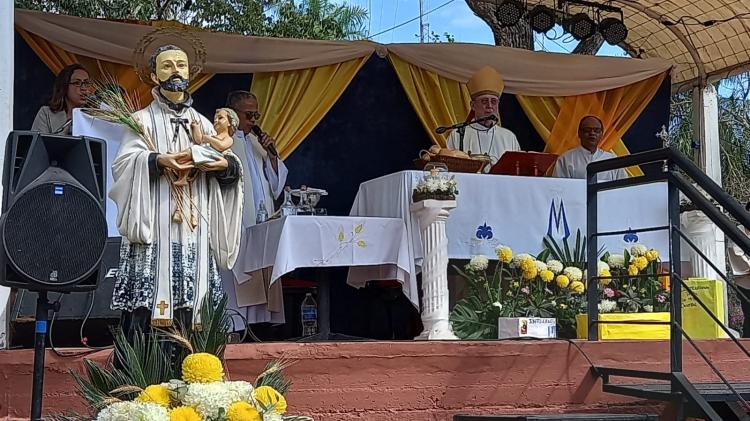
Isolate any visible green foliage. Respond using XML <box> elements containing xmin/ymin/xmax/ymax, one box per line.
<box><xmin>538</xmin><ymin>229</ymin><xmax>602</xmax><ymax>269</ymax></box>
<box><xmin>71</xmin><ymin>295</ymin><xmax>231</xmax><ymax>415</ymax></box>
<box><xmin>256</xmin><ymin>360</ymin><xmax>293</xmax><ymax>396</ymax></box>
<box><xmin>449</xmin><ymin>256</ymin><xmax>586</xmax><ymax>340</ymax></box>
<box><xmin>450</xmin><ymin>295</ymin><xmax>500</xmax><ymax>339</ymax></box>
<box><xmin>15</xmin><ymin>0</ymin><xmax>369</xmax><ymax>40</ymax></box>
<box><xmin>669</xmin><ymin>76</ymin><xmax>750</xmax><ymax>205</ymax></box>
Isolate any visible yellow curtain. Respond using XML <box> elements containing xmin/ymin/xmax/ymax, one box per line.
<box><xmin>16</xmin><ymin>26</ymin><xmax>213</xmax><ymax>108</ymax></box>
<box><xmin>251</xmin><ymin>55</ymin><xmax>371</xmax><ymax>159</ymax></box>
<box><xmin>388</xmin><ymin>54</ymin><xmax>470</xmax><ymax>147</ymax></box>
<box><xmin>517</xmin><ymin>72</ymin><xmax>668</xmax><ymax>177</ymax></box>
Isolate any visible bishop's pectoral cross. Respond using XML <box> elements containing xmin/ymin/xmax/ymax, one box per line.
<box><xmin>156</xmin><ymin>300</ymin><xmax>169</xmax><ymax>316</ymax></box>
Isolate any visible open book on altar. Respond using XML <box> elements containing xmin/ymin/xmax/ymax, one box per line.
<box><xmin>489</xmin><ymin>151</ymin><xmax>558</xmax><ymax>176</ymax></box>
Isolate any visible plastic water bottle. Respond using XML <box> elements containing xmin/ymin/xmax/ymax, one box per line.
<box><xmin>256</xmin><ymin>200</ymin><xmax>268</xmax><ymax>224</ymax></box>
<box><xmin>301</xmin><ymin>293</ymin><xmax>318</xmax><ymax>336</ymax></box>
<box><xmin>280</xmin><ymin>186</ymin><xmax>296</xmax><ymax>217</ymax></box>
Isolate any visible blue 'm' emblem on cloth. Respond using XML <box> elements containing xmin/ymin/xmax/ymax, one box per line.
<box><xmin>547</xmin><ymin>199</ymin><xmax>570</xmax><ymax>240</ymax></box>
<box><xmin>476</xmin><ymin>223</ymin><xmax>493</xmax><ymax>240</ymax></box>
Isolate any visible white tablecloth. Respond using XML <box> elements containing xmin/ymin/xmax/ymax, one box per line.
<box><xmin>226</xmin><ymin>216</ymin><xmax>417</xmax><ymax>324</ymax></box>
<box><xmin>350</xmin><ymin>171</ymin><xmax>670</xmax><ymax>267</ymax></box>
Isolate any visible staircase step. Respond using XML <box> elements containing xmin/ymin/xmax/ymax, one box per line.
<box><xmin>605</xmin><ymin>382</ymin><xmax>750</xmax><ymax>402</ymax></box>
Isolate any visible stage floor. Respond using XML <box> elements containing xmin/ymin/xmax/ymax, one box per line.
<box><xmin>1</xmin><ymin>339</ymin><xmax>748</xmax><ymax>420</ymax></box>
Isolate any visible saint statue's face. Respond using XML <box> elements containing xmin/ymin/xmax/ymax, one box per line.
<box><xmin>150</xmin><ymin>48</ymin><xmax>190</xmax><ymax>92</ymax></box>
<box><xmin>470</xmin><ymin>93</ymin><xmax>500</xmax><ymax>122</ymax></box>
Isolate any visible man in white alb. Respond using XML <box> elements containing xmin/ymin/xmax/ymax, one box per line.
<box><xmin>552</xmin><ymin>115</ymin><xmax>627</xmax><ymax>181</ymax></box>
<box><xmin>224</xmin><ymin>91</ymin><xmax>289</xmax><ymax>325</ymax></box>
<box><xmin>446</xmin><ymin>65</ymin><xmax>521</xmax><ymax>170</ymax></box>
<box><xmin>226</xmin><ymin>91</ymin><xmax>288</xmax><ymax>224</ymax></box>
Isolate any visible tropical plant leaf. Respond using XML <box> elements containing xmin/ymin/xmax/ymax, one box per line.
<box><xmin>542</xmin><ymin>235</ymin><xmax>566</xmax><ymax>263</ymax></box>
<box><xmin>562</xmin><ymin>236</ymin><xmax>572</xmax><ymax>263</ymax></box>
<box><xmin>190</xmin><ymin>294</ymin><xmax>231</xmax><ymax>359</ymax></box>
<box><xmin>450</xmin><ymin>296</ymin><xmax>497</xmax><ymax>340</ymax></box>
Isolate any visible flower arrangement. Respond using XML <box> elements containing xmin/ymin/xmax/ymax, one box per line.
<box><xmin>54</xmin><ymin>297</ymin><xmax>312</xmax><ymax>421</ymax></box>
<box><xmin>450</xmin><ymin>229</ymin><xmax>671</xmax><ymax>339</ymax></box>
<box><xmin>450</xmin><ymin>233</ymin><xmax>597</xmax><ymax>339</ymax></box>
<box><xmin>412</xmin><ymin>165</ymin><xmax>458</xmax><ymax>202</ymax></box>
<box><xmin>598</xmin><ymin>245</ymin><xmax>670</xmax><ymax>314</ymax></box>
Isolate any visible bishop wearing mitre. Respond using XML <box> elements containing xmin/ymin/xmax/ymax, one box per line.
<box><xmin>446</xmin><ymin>65</ymin><xmax>521</xmax><ymax>170</ymax></box>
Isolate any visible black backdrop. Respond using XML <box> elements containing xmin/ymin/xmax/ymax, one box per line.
<box><xmin>12</xmin><ymin>33</ymin><xmax>670</xmax><ymax>341</ymax></box>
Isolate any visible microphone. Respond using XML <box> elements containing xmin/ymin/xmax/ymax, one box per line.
<box><xmin>435</xmin><ymin>114</ymin><xmax>498</xmax><ymax>134</ymax></box>
<box><xmin>250</xmin><ymin>125</ymin><xmax>278</xmax><ymax>157</ymax></box>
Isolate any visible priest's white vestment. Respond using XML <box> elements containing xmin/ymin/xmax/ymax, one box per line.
<box><xmin>109</xmin><ymin>89</ymin><xmax>243</xmax><ymax>326</ymax></box>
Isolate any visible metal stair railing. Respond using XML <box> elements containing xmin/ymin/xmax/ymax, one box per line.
<box><xmin>585</xmin><ymin>147</ymin><xmax>750</xmax><ymax>421</ymax></box>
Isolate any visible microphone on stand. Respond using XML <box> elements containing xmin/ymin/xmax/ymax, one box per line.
<box><xmin>435</xmin><ymin>114</ymin><xmax>498</xmax><ymax>134</ymax></box>
<box><xmin>250</xmin><ymin>125</ymin><xmax>279</xmax><ymax>157</ymax></box>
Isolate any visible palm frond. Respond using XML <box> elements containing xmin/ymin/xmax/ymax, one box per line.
<box><xmin>190</xmin><ymin>294</ymin><xmax>231</xmax><ymax>358</ymax></box>
<box><xmin>256</xmin><ymin>359</ymin><xmax>294</xmax><ymax>396</ymax></box>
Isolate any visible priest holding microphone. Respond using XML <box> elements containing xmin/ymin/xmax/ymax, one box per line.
<box><xmin>446</xmin><ymin>65</ymin><xmax>521</xmax><ymax>170</ymax></box>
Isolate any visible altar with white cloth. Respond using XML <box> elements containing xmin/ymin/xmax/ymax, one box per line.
<box><xmin>350</xmin><ymin>171</ymin><xmax>670</xmax><ymax>268</ymax></box>
<box><xmin>226</xmin><ymin>215</ymin><xmax>416</xmax><ymax>326</ymax></box>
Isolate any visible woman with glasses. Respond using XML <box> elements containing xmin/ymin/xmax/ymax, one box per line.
<box><xmin>31</xmin><ymin>63</ymin><xmax>94</xmax><ymax>135</ymax></box>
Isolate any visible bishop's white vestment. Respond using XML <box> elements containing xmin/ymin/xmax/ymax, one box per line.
<box><xmin>108</xmin><ymin>88</ymin><xmax>243</xmax><ymax>326</ymax></box>
<box><xmin>446</xmin><ymin>123</ymin><xmax>521</xmax><ymax>172</ymax></box>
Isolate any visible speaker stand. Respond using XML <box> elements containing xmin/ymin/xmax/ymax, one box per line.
<box><xmin>31</xmin><ymin>291</ymin><xmax>59</xmax><ymax>421</ymax></box>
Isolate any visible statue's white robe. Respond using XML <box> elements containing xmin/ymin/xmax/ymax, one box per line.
<box><xmin>108</xmin><ymin>88</ymin><xmax>243</xmax><ymax>326</ymax></box>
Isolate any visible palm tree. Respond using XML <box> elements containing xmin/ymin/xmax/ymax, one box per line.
<box><xmin>269</xmin><ymin>0</ymin><xmax>369</xmax><ymax>40</ymax></box>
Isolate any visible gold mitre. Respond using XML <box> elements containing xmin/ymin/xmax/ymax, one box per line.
<box><xmin>467</xmin><ymin>65</ymin><xmax>504</xmax><ymax>98</ymax></box>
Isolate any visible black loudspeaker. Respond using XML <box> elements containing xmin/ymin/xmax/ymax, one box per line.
<box><xmin>0</xmin><ymin>131</ymin><xmax>107</xmax><ymax>292</ymax></box>
<box><xmin>12</xmin><ymin>237</ymin><xmax>122</xmax><ymax>322</ymax></box>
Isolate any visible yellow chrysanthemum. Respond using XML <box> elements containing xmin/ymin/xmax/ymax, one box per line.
<box><xmin>254</xmin><ymin>386</ymin><xmax>287</xmax><ymax>414</ymax></box>
<box><xmin>570</xmin><ymin>280</ymin><xmax>585</xmax><ymax>294</ymax></box>
<box><xmin>627</xmin><ymin>264</ymin><xmax>639</xmax><ymax>276</ymax></box>
<box><xmin>169</xmin><ymin>406</ymin><xmax>202</xmax><ymax>421</ymax></box>
<box><xmin>226</xmin><ymin>401</ymin><xmax>261</xmax><ymax>421</ymax></box>
<box><xmin>496</xmin><ymin>246</ymin><xmax>513</xmax><ymax>264</ymax></box>
<box><xmin>182</xmin><ymin>353</ymin><xmax>224</xmax><ymax>384</ymax></box>
<box><xmin>539</xmin><ymin>269</ymin><xmax>554</xmax><ymax>283</ymax></box>
<box><xmin>519</xmin><ymin>259</ymin><xmax>536</xmax><ymax>273</ymax></box>
<box><xmin>633</xmin><ymin>256</ymin><xmax>648</xmax><ymax>271</ymax></box>
<box><xmin>555</xmin><ymin>274</ymin><xmax>570</xmax><ymax>288</ymax></box>
<box><xmin>136</xmin><ymin>384</ymin><xmax>171</xmax><ymax>407</ymax></box>
<box><xmin>522</xmin><ymin>268</ymin><xmax>538</xmax><ymax>280</ymax></box>
<box><xmin>598</xmin><ymin>269</ymin><xmax>612</xmax><ymax>285</ymax></box>
<box><xmin>645</xmin><ymin>249</ymin><xmax>659</xmax><ymax>262</ymax></box>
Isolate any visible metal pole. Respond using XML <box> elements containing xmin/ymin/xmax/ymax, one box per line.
<box><xmin>586</xmin><ymin>172</ymin><xmax>599</xmax><ymax>340</ymax></box>
<box><xmin>419</xmin><ymin>0</ymin><xmax>425</xmax><ymax>42</ymax></box>
<box><xmin>667</xmin><ymin>162</ymin><xmax>684</xmax><ymax>419</ymax></box>
<box><xmin>31</xmin><ymin>291</ymin><xmax>54</xmax><ymax>421</ymax></box>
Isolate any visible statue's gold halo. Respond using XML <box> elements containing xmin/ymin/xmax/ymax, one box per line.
<box><xmin>132</xmin><ymin>27</ymin><xmax>207</xmax><ymax>84</ymax></box>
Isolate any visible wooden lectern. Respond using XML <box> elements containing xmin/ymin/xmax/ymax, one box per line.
<box><xmin>490</xmin><ymin>151</ymin><xmax>558</xmax><ymax>176</ymax></box>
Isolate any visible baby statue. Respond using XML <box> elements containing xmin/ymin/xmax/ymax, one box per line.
<box><xmin>173</xmin><ymin>108</ymin><xmax>238</xmax><ymax>186</ymax></box>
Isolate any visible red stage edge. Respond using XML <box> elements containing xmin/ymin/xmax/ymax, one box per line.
<box><xmin>1</xmin><ymin>339</ymin><xmax>748</xmax><ymax>420</ymax></box>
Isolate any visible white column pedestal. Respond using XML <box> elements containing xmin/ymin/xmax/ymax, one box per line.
<box><xmin>410</xmin><ymin>199</ymin><xmax>458</xmax><ymax>340</ymax></box>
